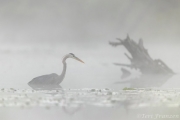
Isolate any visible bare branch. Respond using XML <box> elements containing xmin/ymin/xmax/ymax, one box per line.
<box><xmin>113</xmin><ymin>63</ymin><xmax>133</xmax><ymax>68</ymax></box>
<box><xmin>124</xmin><ymin>53</ymin><xmax>132</xmax><ymax>62</ymax></box>
<box><xmin>116</xmin><ymin>38</ymin><xmax>123</xmax><ymax>42</ymax></box>
<box><xmin>109</xmin><ymin>41</ymin><xmax>122</xmax><ymax>47</ymax></box>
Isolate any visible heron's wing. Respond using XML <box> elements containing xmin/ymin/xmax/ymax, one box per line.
<box><xmin>28</xmin><ymin>73</ymin><xmax>59</xmax><ymax>85</ymax></box>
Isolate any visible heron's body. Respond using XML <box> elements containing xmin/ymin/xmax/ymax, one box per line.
<box><xmin>28</xmin><ymin>73</ymin><xmax>60</xmax><ymax>85</ymax></box>
<box><xmin>28</xmin><ymin>53</ymin><xmax>83</xmax><ymax>87</ymax></box>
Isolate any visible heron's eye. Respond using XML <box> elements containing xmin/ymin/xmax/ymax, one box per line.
<box><xmin>69</xmin><ymin>53</ymin><xmax>75</xmax><ymax>57</ymax></box>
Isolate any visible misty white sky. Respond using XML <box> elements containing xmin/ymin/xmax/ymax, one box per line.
<box><xmin>0</xmin><ymin>0</ymin><xmax>179</xmax><ymax>47</ymax></box>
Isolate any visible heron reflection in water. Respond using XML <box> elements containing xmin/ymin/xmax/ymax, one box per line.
<box><xmin>28</xmin><ymin>53</ymin><xmax>84</xmax><ymax>90</ymax></box>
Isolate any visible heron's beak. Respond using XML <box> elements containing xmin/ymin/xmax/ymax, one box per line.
<box><xmin>73</xmin><ymin>56</ymin><xmax>84</xmax><ymax>63</ymax></box>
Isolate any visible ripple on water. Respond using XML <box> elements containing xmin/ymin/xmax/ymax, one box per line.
<box><xmin>0</xmin><ymin>88</ymin><xmax>179</xmax><ymax>109</ymax></box>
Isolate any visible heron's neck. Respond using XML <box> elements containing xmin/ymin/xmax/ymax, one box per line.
<box><xmin>60</xmin><ymin>62</ymin><xmax>67</xmax><ymax>79</ymax></box>
<box><xmin>57</xmin><ymin>56</ymin><xmax>68</xmax><ymax>84</ymax></box>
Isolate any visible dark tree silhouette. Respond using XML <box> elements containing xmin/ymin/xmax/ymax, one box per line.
<box><xmin>109</xmin><ymin>35</ymin><xmax>174</xmax><ymax>75</ymax></box>
<box><xmin>109</xmin><ymin>35</ymin><xmax>175</xmax><ymax>87</ymax></box>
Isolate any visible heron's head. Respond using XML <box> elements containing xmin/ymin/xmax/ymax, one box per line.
<box><xmin>68</xmin><ymin>53</ymin><xmax>84</xmax><ymax>63</ymax></box>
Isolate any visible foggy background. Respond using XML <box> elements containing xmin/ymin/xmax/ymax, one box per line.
<box><xmin>0</xmin><ymin>0</ymin><xmax>179</xmax><ymax>89</ymax></box>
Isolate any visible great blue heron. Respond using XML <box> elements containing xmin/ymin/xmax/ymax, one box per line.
<box><xmin>28</xmin><ymin>53</ymin><xmax>84</xmax><ymax>88</ymax></box>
